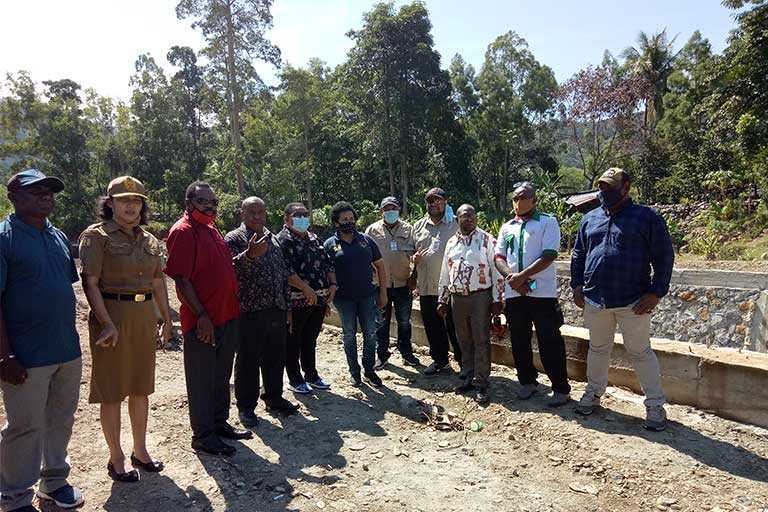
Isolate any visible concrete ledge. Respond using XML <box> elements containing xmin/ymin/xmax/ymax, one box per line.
<box><xmin>325</xmin><ymin>307</ymin><xmax>768</xmax><ymax>428</ymax></box>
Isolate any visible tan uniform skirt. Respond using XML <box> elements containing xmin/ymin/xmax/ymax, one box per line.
<box><xmin>88</xmin><ymin>299</ymin><xmax>157</xmax><ymax>403</ymax></box>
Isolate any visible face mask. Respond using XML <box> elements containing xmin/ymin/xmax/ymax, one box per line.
<box><xmin>383</xmin><ymin>211</ymin><xmax>400</xmax><ymax>224</ymax></box>
<box><xmin>292</xmin><ymin>216</ymin><xmax>310</xmax><ymax>233</ymax></box>
<box><xmin>191</xmin><ymin>208</ymin><xmax>216</xmax><ymax>225</ymax></box>
<box><xmin>598</xmin><ymin>188</ymin><xmax>624</xmax><ymax>209</ymax></box>
<box><xmin>444</xmin><ymin>204</ymin><xmax>455</xmax><ymax>223</ymax></box>
<box><xmin>338</xmin><ymin>221</ymin><xmax>356</xmax><ymax>233</ymax></box>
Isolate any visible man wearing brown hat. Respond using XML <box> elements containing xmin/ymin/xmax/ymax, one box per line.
<box><xmin>1</xmin><ymin>169</ymin><xmax>85</xmax><ymax>510</ymax></box>
<box><xmin>412</xmin><ymin>187</ymin><xmax>462</xmax><ymax>375</ymax></box>
<box><xmin>570</xmin><ymin>168</ymin><xmax>674</xmax><ymax>431</ymax></box>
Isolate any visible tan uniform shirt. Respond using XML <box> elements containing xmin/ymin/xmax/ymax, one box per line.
<box><xmin>412</xmin><ymin>216</ymin><xmax>458</xmax><ymax>296</ymax></box>
<box><xmin>79</xmin><ymin>220</ymin><xmax>164</xmax><ymax>293</ymax></box>
<box><xmin>365</xmin><ymin>219</ymin><xmax>415</xmax><ymax>288</ymax></box>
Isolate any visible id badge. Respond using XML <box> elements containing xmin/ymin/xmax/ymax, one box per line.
<box><xmin>429</xmin><ymin>238</ymin><xmax>441</xmax><ymax>252</ymax></box>
<box><xmin>389</xmin><ymin>239</ymin><xmax>398</xmax><ymax>252</ymax></box>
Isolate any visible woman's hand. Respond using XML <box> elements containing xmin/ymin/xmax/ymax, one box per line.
<box><xmin>159</xmin><ymin>321</ymin><xmax>173</xmax><ymax>344</ymax></box>
<box><xmin>95</xmin><ymin>323</ymin><xmax>119</xmax><ymax>347</ymax></box>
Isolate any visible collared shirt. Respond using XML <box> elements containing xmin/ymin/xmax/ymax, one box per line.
<box><xmin>412</xmin><ymin>216</ymin><xmax>458</xmax><ymax>296</ymax></box>
<box><xmin>79</xmin><ymin>220</ymin><xmax>164</xmax><ymax>293</ymax></box>
<box><xmin>323</xmin><ymin>231</ymin><xmax>382</xmax><ymax>300</ymax></box>
<box><xmin>364</xmin><ymin>219</ymin><xmax>415</xmax><ymax>288</ymax></box>
<box><xmin>0</xmin><ymin>214</ymin><xmax>81</xmax><ymax>368</ymax></box>
<box><xmin>164</xmin><ymin>212</ymin><xmax>240</xmax><ymax>333</ymax></box>
<box><xmin>225</xmin><ymin>224</ymin><xmax>292</xmax><ymax>312</ymax></box>
<box><xmin>438</xmin><ymin>228</ymin><xmax>504</xmax><ymax>304</ymax></box>
<box><xmin>276</xmin><ymin>227</ymin><xmax>334</xmax><ymax>309</ymax></box>
<box><xmin>570</xmin><ymin>200</ymin><xmax>675</xmax><ymax>309</ymax></box>
<box><xmin>495</xmin><ymin>211</ymin><xmax>560</xmax><ymax>299</ymax></box>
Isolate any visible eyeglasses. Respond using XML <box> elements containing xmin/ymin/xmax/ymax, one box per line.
<box><xmin>193</xmin><ymin>197</ymin><xmax>219</xmax><ymax>207</ymax></box>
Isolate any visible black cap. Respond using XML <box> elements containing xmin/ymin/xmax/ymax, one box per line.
<box><xmin>425</xmin><ymin>187</ymin><xmax>446</xmax><ymax>200</ymax></box>
<box><xmin>7</xmin><ymin>169</ymin><xmax>65</xmax><ymax>193</ymax></box>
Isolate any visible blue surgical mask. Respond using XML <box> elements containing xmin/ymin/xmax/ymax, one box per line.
<box><xmin>383</xmin><ymin>210</ymin><xmax>400</xmax><ymax>224</ymax></box>
<box><xmin>292</xmin><ymin>216</ymin><xmax>310</xmax><ymax>233</ymax></box>
<box><xmin>444</xmin><ymin>204</ymin><xmax>455</xmax><ymax>223</ymax></box>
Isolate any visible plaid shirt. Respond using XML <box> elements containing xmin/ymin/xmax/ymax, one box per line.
<box><xmin>570</xmin><ymin>201</ymin><xmax>674</xmax><ymax>309</ymax></box>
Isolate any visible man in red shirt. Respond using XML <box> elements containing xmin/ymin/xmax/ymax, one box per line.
<box><xmin>164</xmin><ymin>181</ymin><xmax>251</xmax><ymax>456</ymax></box>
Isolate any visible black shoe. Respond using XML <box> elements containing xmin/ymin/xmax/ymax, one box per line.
<box><xmin>373</xmin><ymin>354</ymin><xmax>390</xmax><ymax>370</ymax></box>
<box><xmin>349</xmin><ymin>375</ymin><xmax>362</xmax><ymax>387</ymax></box>
<box><xmin>266</xmin><ymin>398</ymin><xmax>300</xmax><ymax>415</ymax></box>
<box><xmin>475</xmin><ymin>387</ymin><xmax>490</xmax><ymax>405</ymax></box>
<box><xmin>423</xmin><ymin>362</ymin><xmax>448</xmax><ymax>375</ymax></box>
<box><xmin>364</xmin><ymin>372</ymin><xmax>383</xmax><ymax>388</ymax></box>
<box><xmin>130</xmin><ymin>453</ymin><xmax>164</xmax><ymax>472</ymax></box>
<box><xmin>107</xmin><ymin>461</ymin><xmax>140</xmax><ymax>482</ymax></box>
<box><xmin>9</xmin><ymin>506</ymin><xmax>39</xmax><ymax>512</ymax></box>
<box><xmin>402</xmin><ymin>354</ymin><xmax>422</xmax><ymax>367</ymax></box>
<box><xmin>191</xmin><ymin>437</ymin><xmax>236</xmax><ymax>456</ymax></box>
<box><xmin>454</xmin><ymin>380</ymin><xmax>475</xmax><ymax>394</ymax></box>
<box><xmin>238</xmin><ymin>409</ymin><xmax>259</xmax><ymax>428</ymax></box>
<box><xmin>216</xmin><ymin>422</ymin><xmax>253</xmax><ymax>440</ymax></box>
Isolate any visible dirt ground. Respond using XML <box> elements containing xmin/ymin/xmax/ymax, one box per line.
<box><xmin>2</xmin><ymin>283</ymin><xmax>768</xmax><ymax>512</ymax></box>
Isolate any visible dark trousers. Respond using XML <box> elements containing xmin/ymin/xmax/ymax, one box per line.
<box><xmin>285</xmin><ymin>305</ymin><xmax>325</xmax><ymax>385</ymax></box>
<box><xmin>375</xmin><ymin>286</ymin><xmax>414</xmax><ymax>359</ymax></box>
<box><xmin>419</xmin><ymin>295</ymin><xmax>462</xmax><ymax>366</ymax></box>
<box><xmin>505</xmin><ymin>297</ymin><xmax>571</xmax><ymax>394</ymax></box>
<box><xmin>183</xmin><ymin>319</ymin><xmax>238</xmax><ymax>441</ymax></box>
<box><xmin>235</xmin><ymin>309</ymin><xmax>287</xmax><ymax>412</ymax></box>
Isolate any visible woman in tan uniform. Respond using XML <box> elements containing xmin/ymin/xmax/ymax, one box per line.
<box><xmin>79</xmin><ymin>176</ymin><xmax>172</xmax><ymax>482</ymax></box>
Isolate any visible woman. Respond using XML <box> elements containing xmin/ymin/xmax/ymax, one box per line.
<box><xmin>79</xmin><ymin>176</ymin><xmax>172</xmax><ymax>482</ymax></box>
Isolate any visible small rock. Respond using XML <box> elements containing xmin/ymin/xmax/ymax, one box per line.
<box><xmin>438</xmin><ymin>440</ymin><xmax>450</xmax><ymax>448</ymax></box>
<box><xmin>316</xmin><ymin>501</ymin><xmax>326</xmax><ymax>509</ymax></box>
<box><xmin>348</xmin><ymin>443</ymin><xmax>366</xmax><ymax>451</ymax></box>
<box><xmin>569</xmin><ymin>482</ymin><xmax>599</xmax><ymax>495</ymax></box>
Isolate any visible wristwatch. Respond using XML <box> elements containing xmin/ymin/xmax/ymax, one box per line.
<box><xmin>0</xmin><ymin>354</ymin><xmax>16</xmax><ymax>364</ymax></box>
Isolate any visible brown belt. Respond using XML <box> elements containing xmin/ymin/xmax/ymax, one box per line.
<box><xmin>102</xmin><ymin>292</ymin><xmax>153</xmax><ymax>302</ymax></box>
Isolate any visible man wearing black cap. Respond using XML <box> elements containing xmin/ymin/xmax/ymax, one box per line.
<box><xmin>1</xmin><ymin>170</ymin><xmax>85</xmax><ymax>511</ymax></box>
<box><xmin>365</xmin><ymin>197</ymin><xmax>421</xmax><ymax>369</ymax></box>
<box><xmin>412</xmin><ymin>187</ymin><xmax>462</xmax><ymax>375</ymax></box>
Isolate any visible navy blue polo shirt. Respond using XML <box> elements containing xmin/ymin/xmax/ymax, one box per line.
<box><xmin>0</xmin><ymin>214</ymin><xmax>81</xmax><ymax>368</ymax></box>
<box><xmin>323</xmin><ymin>232</ymin><xmax>382</xmax><ymax>300</ymax></box>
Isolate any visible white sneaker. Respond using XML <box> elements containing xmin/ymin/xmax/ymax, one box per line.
<box><xmin>287</xmin><ymin>382</ymin><xmax>313</xmax><ymax>394</ymax></box>
<box><xmin>575</xmin><ymin>392</ymin><xmax>600</xmax><ymax>415</ymax></box>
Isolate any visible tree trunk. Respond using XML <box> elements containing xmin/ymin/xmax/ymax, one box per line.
<box><xmin>400</xmin><ymin>156</ymin><xmax>409</xmax><ymax>217</ymax></box>
<box><xmin>303</xmin><ymin>129</ymin><xmax>313</xmax><ymax>218</ymax></box>
<box><xmin>225</xmin><ymin>0</ymin><xmax>245</xmax><ymax>198</ymax></box>
<box><xmin>501</xmin><ymin>146</ymin><xmax>509</xmax><ymax>214</ymax></box>
<box><xmin>388</xmin><ymin>154</ymin><xmax>395</xmax><ymax>197</ymax></box>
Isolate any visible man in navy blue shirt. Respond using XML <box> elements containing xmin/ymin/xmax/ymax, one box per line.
<box><xmin>570</xmin><ymin>168</ymin><xmax>674</xmax><ymax>431</ymax></box>
<box><xmin>324</xmin><ymin>202</ymin><xmax>389</xmax><ymax>387</ymax></box>
<box><xmin>0</xmin><ymin>170</ymin><xmax>84</xmax><ymax>511</ymax></box>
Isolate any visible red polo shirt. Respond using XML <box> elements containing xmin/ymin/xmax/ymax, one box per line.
<box><xmin>164</xmin><ymin>212</ymin><xmax>240</xmax><ymax>333</ymax></box>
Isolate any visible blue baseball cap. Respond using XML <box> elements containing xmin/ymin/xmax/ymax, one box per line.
<box><xmin>7</xmin><ymin>169</ymin><xmax>65</xmax><ymax>193</ymax></box>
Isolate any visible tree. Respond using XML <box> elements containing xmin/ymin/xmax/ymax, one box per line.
<box><xmin>176</xmin><ymin>0</ymin><xmax>280</xmax><ymax>197</ymax></box>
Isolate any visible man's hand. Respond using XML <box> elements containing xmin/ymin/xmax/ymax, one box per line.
<box><xmin>0</xmin><ymin>358</ymin><xmax>27</xmax><ymax>385</ymax></box>
<box><xmin>513</xmin><ymin>281</ymin><xmax>531</xmax><ymax>296</ymax></box>
<box><xmin>490</xmin><ymin>301</ymin><xmax>503</xmax><ymax>316</ymax></box>
<box><xmin>406</xmin><ymin>275</ymin><xmax>417</xmax><ymax>291</ymax></box>
<box><xmin>326</xmin><ymin>285</ymin><xmax>337</xmax><ymax>305</ymax></box>
<box><xmin>573</xmin><ymin>286</ymin><xmax>585</xmax><ymax>309</ymax></box>
<box><xmin>246</xmin><ymin>233</ymin><xmax>269</xmax><ymax>259</ymax></box>
<box><xmin>506</xmin><ymin>272</ymin><xmax>527</xmax><ymax>291</ymax></box>
<box><xmin>378</xmin><ymin>289</ymin><xmax>389</xmax><ymax>310</ymax></box>
<box><xmin>196</xmin><ymin>314</ymin><xmax>215</xmax><ymax>345</ymax></box>
<box><xmin>95</xmin><ymin>323</ymin><xmax>119</xmax><ymax>347</ymax></box>
<box><xmin>632</xmin><ymin>293</ymin><xmax>660</xmax><ymax>315</ymax></box>
<box><xmin>159</xmin><ymin>321</ymin><xmax>173</xmax><ymax>344</ymax></box>
<box><xmin>412</xmin><ymin>249</ymin><xmax>425</xmax><ymax>266</ymax></box>
<box><xmin>302</xmin><ymin>286</ymin><xmax>318</xmax><ymax>306</ymax></box>
<box><xmin>437</xmin><ymin>302</ymin><xmax>449</xmax><ymax>318</ymax></box>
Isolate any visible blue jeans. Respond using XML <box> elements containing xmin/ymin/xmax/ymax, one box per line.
<box><xmin>375</xmin><ymin>286</ymin><xmax>413</xmax><ymax>359</ymax></box>
<box><xmin>334</xmin><ymin>293</ymin><xmax>379</xmax><ymax>378</ymax></box>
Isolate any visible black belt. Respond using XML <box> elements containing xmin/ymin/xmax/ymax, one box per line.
<box><xmin>102</xmin><ymin>292</ymin><xmax>153</xmax><ymax>302</ymax></box>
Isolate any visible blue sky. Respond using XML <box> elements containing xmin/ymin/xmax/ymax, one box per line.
<box><xmin>0</xmin><ymin>0</ymin><xmax>739</xmax><ymax>101</ymax></box>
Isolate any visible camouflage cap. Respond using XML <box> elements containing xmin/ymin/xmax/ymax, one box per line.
<box><xmin>596</xmin><ymin>168</ymin><xmax>630</xmax><ymax>187</ymax></box>
<box><xmin>107</xmin><ymin>176</ymin><xmax>148</xmax><ymax>199</ymax></box>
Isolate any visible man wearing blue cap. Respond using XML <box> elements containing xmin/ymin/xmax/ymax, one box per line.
<box><xmin>0</xmin><ymin>170</ymin><xmax>85</xmax><ymax>511</ymax></box>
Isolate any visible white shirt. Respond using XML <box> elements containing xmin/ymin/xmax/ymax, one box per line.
<box><xmin>438</xmin><ymin>228</ymin><xmax>504</xmax><ymax>303</ymax></box>
<box><xmin>495</xmin><ymin>212</ymin><xmax>560</xmax><ymax>299</ymax></box>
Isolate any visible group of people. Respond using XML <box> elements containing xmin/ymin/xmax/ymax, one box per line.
<box><xmin>0</xmin><ymin>166</ymin><xmax>674</xmax><ymax>512</ymax></box>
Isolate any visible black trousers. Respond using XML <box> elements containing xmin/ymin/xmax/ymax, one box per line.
<box><xmin>419</xmin><ymin>295</ymin><xmax>462</xmax><ymax>366</ymax></box>
<box><xmin>505</xmin><ymin>297</ymin><xmax>571</xmax><ymax>394</ymax></box>
<box><xmin>285</xmin><ymin>305</ymin><xmax>325</xmax><ymax>385</ymax></box>
<box><xmin>235</xmin><ymin>308</ymin><xmax>287</xmax><ymax>411</ymax></box>
<box><xmin>182</xmin><ymin>319</ymin><xmax>238</xmax><ymax>441</ymax></box>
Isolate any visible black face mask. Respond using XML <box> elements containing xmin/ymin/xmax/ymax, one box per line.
<box><xmin>598</xmin><ymin>188</ymin><xmax>624</xmax><ymax>209</ymax></box>
<box><xmin>338</xmin><ymin>221</ymin><xmax>356</xmax><ymax>233</ymax></box>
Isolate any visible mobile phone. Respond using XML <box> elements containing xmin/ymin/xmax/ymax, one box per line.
<box><xmin>529</xmin><ymin>279</ymin><xmax>537</xmax><ymax>290</ymax></box>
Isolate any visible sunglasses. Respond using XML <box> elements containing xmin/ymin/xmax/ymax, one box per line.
<box><xmin>193</xmin><ymin>197</ymin><xmax>219</xmax><ymax>207</ymax></box>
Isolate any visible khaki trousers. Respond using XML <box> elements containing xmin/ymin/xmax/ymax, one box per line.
<box><xmin>451</xmin><ymin>289</ymin><xmax>492</xmax><ymax>388</ymax></box>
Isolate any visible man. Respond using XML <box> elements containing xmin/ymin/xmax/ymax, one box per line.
<box><xmin>412</xmin><ymin>188</ymin><xmax>462</xmax><ymax>375</ymax></box>
<box><xmin>494</xmin><ymin>182</ymin><xmax>571</xmax><ymax>407</ymax></box>
<box><xmin>1</xmin><ymin>169</ymin><xmax>84</xmax><ymax>512</ymax></box>
<box><xmin>365</xmin><ymin>197</ymin><xmax>421</xmax><ymax>369</ymax></box>
<box><xmin>437</xmin><ymin>204</ymin><xmax>504</xmax><ymax>405</ymax></box>
<box><xmin>224</xmin><ymin>197</ymin><xmax>300</xmax><ymax>424</ymax></box>
<box><xmin>277</xmin><ymin>203</ymin><xmax>336</xmax><ymax>395</ymax></box>
<box><xmin>164</xmin><ymin>181</ymin><xmax>251</xmax><ymax>456</ymax></box>
<box><xmin>570</xmin><ymin>168</ymin><xmax>674</xmax><ymax>431</ymax></box>
<box><xmin>324</xmin><ymin>202</ymin><xmax>388</xmax><ymax>387</ymax></box>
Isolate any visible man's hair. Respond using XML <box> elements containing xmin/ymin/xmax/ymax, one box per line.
<box><xmin>330</xmin><ymin>201</ymin><xmax>357</xmax><ymax>224</ymax></box>
<box><xmin>284</xmin><ymin>202</ymin><xmax>307</xmax><ymax>216</ymax></box>
<box><xmin>185</xmin><ymin>181</ymin><xmax>212</xmax><ymax>200</ymax></box>
<box><xmin>97</xmin><ymin>196</ymin><xmax>149</xmax><ymax>225</ymax></box>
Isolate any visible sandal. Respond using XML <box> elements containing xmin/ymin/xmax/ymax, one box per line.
<box><xmin>130</xmin><ymin>453</ymin><xmax>164</xmax><ymax>472</ymax></box>
<box><xmin>107</xmin><ymin>461</ymin><xmax>139</xmax><ymax>482</ymax></box>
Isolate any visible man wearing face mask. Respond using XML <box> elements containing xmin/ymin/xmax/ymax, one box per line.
<box><xmin>570</xmin><ymin>168</ymin><xmax>674</xmax><ymax>431</ymax></box>
<box><xmin>164</xmin><ymin>181</ymin><xmax>247</xmax><ymax>456</ymax></box>
<box><xmin>494</xmin><ymin>182</ymin><xmax>571</xmax><ymax>407</ymax></box>
<box><xmin>365</xmin><ymin>197</ymin><xmax>421</xmax><ymax>369</ymax></box>
<box><xmin>276</xmin><ymin>202</ymin><xmax>337</xmax><ymax>395</ymax></box>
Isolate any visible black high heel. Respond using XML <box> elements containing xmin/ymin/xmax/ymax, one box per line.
<box><xmin>130</xmin><ymin>453</ymin><xmax>164</xmax><ymax>472</ymax></box>
<box><xmin>107</xmin><ymin>461</ymin><xmax>139</xmax><ymax>482</ymax></box>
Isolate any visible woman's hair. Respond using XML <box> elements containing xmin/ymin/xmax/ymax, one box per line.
<box><xmin>97</xmin><ymin>196</ymin><xmax>149</xmax><ymax>225</ymax></box>
<box><xmin>330</xmin><ymin>201</ymin><xmax>357</xmax><ymax>224</ymax></box>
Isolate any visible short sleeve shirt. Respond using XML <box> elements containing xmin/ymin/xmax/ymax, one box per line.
<box><xmin>276</xmin><ymin>227</ymin><xmax>335</xmax><ymax>308</ymax></box>
<box><xmin>495</xmin><ymin>212</ymin><xmax>560</xmax><ymax>299</ymax></box>
<box><xmin>164</xmin><ymin>213</ymin><xmax>240</xmax><ymax>333</ymax></box>
<box><xmin>364</xmin><ymin>219</ymin><xmax>415</xmax><ymax>288</ymax></box>
<box><xmin>79</xmin><ymin>220</ymin><xmax>164</xmax><ymax>293</ymax></box>
<box><xmin>323</xmin><ymin>232</ymin><xmax>382</xmax><ymax>300</ymax></box>
<box><xmin>0</xmin><ymin>215</ymin><xmax>81</xmax><ymax>368</ymax></box>
<box><xmin>412</xmin><ymin>216</ymin><xmax>458</xmax><ymax>296</ymax></box>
